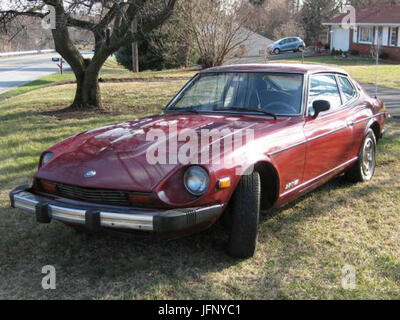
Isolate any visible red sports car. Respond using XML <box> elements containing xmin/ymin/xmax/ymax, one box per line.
<box><xmin>10</xmin><ymin>64</ymin><xmax>387</xmax><ymax>258</ymax></box>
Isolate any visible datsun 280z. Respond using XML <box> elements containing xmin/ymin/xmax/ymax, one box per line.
<box><xmin>10</xmin><ymin>64</ymin><xmax>388</xmax><ymax>258</ymax></box>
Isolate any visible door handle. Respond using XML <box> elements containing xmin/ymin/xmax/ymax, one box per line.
<box><xmin>347</xmin><ymin>120</ymin><xmax>354</xmax><ymax>127</ymax></box>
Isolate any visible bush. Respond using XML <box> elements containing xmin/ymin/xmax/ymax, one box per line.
<box><xmin>379</xmin><ymin>52</ymin><xmax>390</xmax><ymax>60</ymax></box>
<box><xmin>350</xmin><ymin>49</ymin><xmax>360</xmax><ymax>56</ymax></box>
<box><xmin>331</xmin><ymin>49</ymin><xmax>343</xmax><ymax>56</ymax></box>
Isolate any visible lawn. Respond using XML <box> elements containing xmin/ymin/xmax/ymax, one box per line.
<box><xmin>0</xmin><ymin>61</ymin><xmax>399</xmax><ymax>299</ymax></box>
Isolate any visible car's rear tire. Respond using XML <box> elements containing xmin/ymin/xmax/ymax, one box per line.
<box><xmin>228</xmin><ymin>172</ymin><xmax>261</xmax><ymax>259</ymax></box>
<box><xmin>345</xmin><ymin>129</ymin><xmax>377</xmax><ymax>183</ymax></box>
<box><xmin>273</xmin><ymin>48</ymin><xmax>280</xmax><ymax>55</ymax></box>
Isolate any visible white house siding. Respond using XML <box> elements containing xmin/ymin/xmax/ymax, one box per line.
<box><xmin>331</xmin><ymin>27</ymin><xmax>350</xmax><ymax>51</ymax></box>
<box><xmin>375</xmin><ymin>27</ymin><xmax>390</xmax><ymax>46</ymax></box>
<box><xmin>383</xmin><ymin>27</ymin><xmax>389</xmax><ymax>46</ymax></box>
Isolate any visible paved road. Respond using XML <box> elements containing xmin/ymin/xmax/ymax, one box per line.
<box><xmin>362</xmin><ymin>84</ymin><xmax>400</xmax><ymax>117</ymax></box>
<box><xmin>0</xmin><ymin>51</ymin><xmax>92</xmax><ymax>94</ymax></box>
<box><xmin>0</xmin><ymin>53</ymin><xmax>62</xmax><ymax>94</ymax></box>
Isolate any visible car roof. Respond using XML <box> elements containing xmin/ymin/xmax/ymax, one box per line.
<box><xmin>202</xmin><ymin>63</ymin><xmax>348</xmax><ymax>75</ymax></box>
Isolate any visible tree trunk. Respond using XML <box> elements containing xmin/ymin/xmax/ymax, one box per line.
<box><xmin>70</xmin><ymin>66</ymin><xmax>102</xmax><ymax>109</ymax></box>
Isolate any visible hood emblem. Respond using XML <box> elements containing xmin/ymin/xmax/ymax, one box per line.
<box><xmin>84</xmin><ymin>170</ymin><xmax>97</xmax><ymax>178</ymax></box>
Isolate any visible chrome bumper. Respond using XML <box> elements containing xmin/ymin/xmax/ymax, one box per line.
<box><xmin>9</xmin><ymin>185</ymin><xmax>224</xmax><ymax>232</ymax></box>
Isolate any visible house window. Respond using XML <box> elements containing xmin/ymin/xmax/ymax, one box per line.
<box><xmin>359</xmin><ymin>27</ymin><xmax>373</xmax><ymax>43</ymax></box>
<box><xmin>389</xmin><ymin>27</ymin><xmax>397</xmax><ymax>46</ymax></box>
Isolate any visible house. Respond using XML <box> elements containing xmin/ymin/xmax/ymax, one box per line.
<box><xmin>230</xmin><ymin>29</ymin><xmax>274</xmax><ymax>58</ymax></box>
<box><xmin>323</xmin><ymin>1</ymin><xmax>400</xmax><ymax>61</ymax></box>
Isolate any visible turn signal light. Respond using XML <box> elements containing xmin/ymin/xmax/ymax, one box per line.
<box><xmin>129</xmin><ymin>193</ymin><xmax>152</xmax><ymax>204</ymax></box>
<box><xmin>217</xmin><ymin>177</ymin><xmax>231</xmax><ymax>189</ymax></box>
<box><xmin>40</xmin><ymin>180</ymin><xmax>57</xmax><ymax>193</ymax></box>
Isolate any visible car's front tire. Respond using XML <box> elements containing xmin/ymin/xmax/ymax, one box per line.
<box><xmin>228</xmin><ymin>172</ymin><xmax>261</xmax><ymax>259</ymax></box>
<box><xmin>273</xmin><ymin>48</ymin><xmax>280</xmax><ymax>55</ymax></box>
<box><xmin>345</xmin><ymin>129</ymin><xmax>377</xmax><ymax>182</ymax></box>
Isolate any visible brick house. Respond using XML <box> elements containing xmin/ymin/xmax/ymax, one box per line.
<box><xmin>322</xmin><ymin>1</ymin><xmax>400</xmax><ymax>61</ymax></box>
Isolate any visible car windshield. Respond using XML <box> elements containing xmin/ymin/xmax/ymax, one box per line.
<box><xmin>166</xmin><ymin>72</ymin><xmax>304</xmax><ymax>116</ymax></box>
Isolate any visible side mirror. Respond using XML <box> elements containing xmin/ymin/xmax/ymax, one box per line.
<box><xmin>311</xmin><ymin>100</ymin><xmax>330</xmax><ymax>118</ymax></box>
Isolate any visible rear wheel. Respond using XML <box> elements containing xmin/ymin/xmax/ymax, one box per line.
<box><xmin>345</xmin><ymin>129</ymin><xmax>376</xmax><ymax>182</ymax></box>
<box><xmin>228</xmin><ymin>172</ymin><xmax>261</xmax><ymax>259</ymax></box>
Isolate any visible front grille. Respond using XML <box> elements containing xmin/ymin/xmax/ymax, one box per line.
<box><xmin>54</xmin><ymin>183</ymin><xmax>131</xmax><ymax>206</ymax></box>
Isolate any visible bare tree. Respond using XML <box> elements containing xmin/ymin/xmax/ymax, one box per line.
<box><xmin>185</xmin><ymin>0</ymin><xmax>252</xmax><ymax>68</ymax></box>
<box><xmin>0</xmin><ymin>0</ymin><xmax>177</xmax><ymax>110</ymax></box>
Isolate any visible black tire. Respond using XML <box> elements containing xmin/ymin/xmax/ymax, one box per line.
<box><xmin>345</xmin><ymin>129</ymin><xmax>377</xmax><ymax>183</ymax></box>
<box><xmin>228</xmin><ymin>172</ymin><xmax>261</xmax><ymax>258</ymax></box>
<box><xmin>273</xmin><ymin>48</ymin><xmax>280</xmax><ymax>55</ymax></box>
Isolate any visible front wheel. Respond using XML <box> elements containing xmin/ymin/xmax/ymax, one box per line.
<box><xmin>228</xmin><ymin>172</ymin><xmax>261</xmax><ymax>258</ymax></box>
<box><xmin>345</xmin><ymin>129</ymin><xmax>377</xmax><ymax>182</ymax></box>
<box><xmin>273</xmin><ymin>48</ymin><xmax>280</xmax><ymax>55</ymax></box>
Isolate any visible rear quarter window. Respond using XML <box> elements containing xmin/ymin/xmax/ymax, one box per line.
<box><xmin>338</xmin><ymin>76</ymin><xmax>357</xmax><ymax>103</ymax></box>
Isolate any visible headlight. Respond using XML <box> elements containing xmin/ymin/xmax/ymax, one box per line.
<box><xmin>40</xmin><ymin>152</ymin><xmax>54</xmax><ymax>167</ymax></box>
<box><xmin>184</xmin><ymin>166</ymin><xmax>210</xmax><ymax>196</ymax></box>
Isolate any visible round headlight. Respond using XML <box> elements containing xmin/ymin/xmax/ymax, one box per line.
<box><xmin>41</xmin><ymin>152</ymin><xmax>54</xmax><ymax>167</ymax></box>
<box><xmin>184</xmin><ymin>166</ymin><xmax>210</xmax><ymax>196</ymax></box>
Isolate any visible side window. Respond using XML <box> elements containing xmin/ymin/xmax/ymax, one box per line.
<box><xmin>308</xmin><ymin>74</ymin><xmax>342</xmax><ymax>112</ymax></box>
<box><xmin>338</xmin><ymin>76</ymin><xmax>357</xmax><ymax>103</ymax></box>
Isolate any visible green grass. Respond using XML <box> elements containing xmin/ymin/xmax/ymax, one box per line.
<box><xmin>0</xmin><ymin>61</ymin><xmax>399</xmax><ymax>299</ymax></box>
<box><xmin>273</xmin><ymin>55</ymin><xmax>400</xmax><ymax>89</ymax></box>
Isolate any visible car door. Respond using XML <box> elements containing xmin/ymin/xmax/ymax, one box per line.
<box><xmin>288</xmin><ymin>38</ymin><xmax>297</xmax><ymax>51</ymax></box>
<box><xmin>280</xmin><ymin>39</ymin><xmax>290</xmax><ymax>51</ymax></box>
<box><xmin>303</xmin><ymin>73</ymin><xmax>355</xmax><ymax>183</ymax></box>
<box><xmin>336</xmin><ymin>75</ymin><xmax>369</xmax><ymax>160</ymax></box>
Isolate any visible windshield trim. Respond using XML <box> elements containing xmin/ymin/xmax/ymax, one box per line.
<box><xmin>164</xmin><ymin>71</ymin><xmax>305</xmax><ymax>117</ymax></box>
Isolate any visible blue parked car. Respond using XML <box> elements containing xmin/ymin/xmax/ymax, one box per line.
<box><xmin>268</xmin><ymin>37</ymin><xmax>306</xmax><ymax>55</ymax></box>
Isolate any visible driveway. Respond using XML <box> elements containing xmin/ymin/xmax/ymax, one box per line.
<box><xmin>362</xmin><ymin>84</ymin><xmax>400</xmax><ymax>117</ymax></box>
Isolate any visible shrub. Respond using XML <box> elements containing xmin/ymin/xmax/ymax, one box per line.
<box><xmin>379</xmin><ymin>52</ymin><xmax>390</xmax><ymax>60</ymax></box>
<box><xmin>350</xmin><ymin>49</ymin><xmax>360</xmax><ymax>56</ymax></box>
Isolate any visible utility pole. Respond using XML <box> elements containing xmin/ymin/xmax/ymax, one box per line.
<box><xmin>132</xmin><ymin>17</ymin><xmax>139</xmax><ymax>73</ymax></box>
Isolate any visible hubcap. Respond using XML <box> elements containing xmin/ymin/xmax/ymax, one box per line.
<box><xmin>361</xmin><ymin>137</ymin><xmax>375</xmax><ymax>178</ymax></box>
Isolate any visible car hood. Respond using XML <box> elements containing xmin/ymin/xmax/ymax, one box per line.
<box><xmin>37</xmin><ymin>113</ymin><xmax>282</xmax><ymax>192</ymax></box>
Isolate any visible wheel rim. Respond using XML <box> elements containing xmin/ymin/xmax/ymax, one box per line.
<box><xmin>361</xmin><ymin>137</ymin><xmax>375</xmax><ymax>179</ymax></box>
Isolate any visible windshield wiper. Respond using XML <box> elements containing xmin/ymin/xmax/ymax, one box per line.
<box><xmin>164</xmin><ymin>107</ymin><xmax>199</xmax><ymax>114</ymax></box>
<box><xmin>214</xmin><ymin>107</ymin><xmax>277</xmax><ymax>120</ymax></box>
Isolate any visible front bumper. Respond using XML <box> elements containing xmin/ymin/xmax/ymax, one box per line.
<box><xmin>9</xmin><ymin>185</ymin><xmax>224</xmax><ymax>232</ymax></box>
